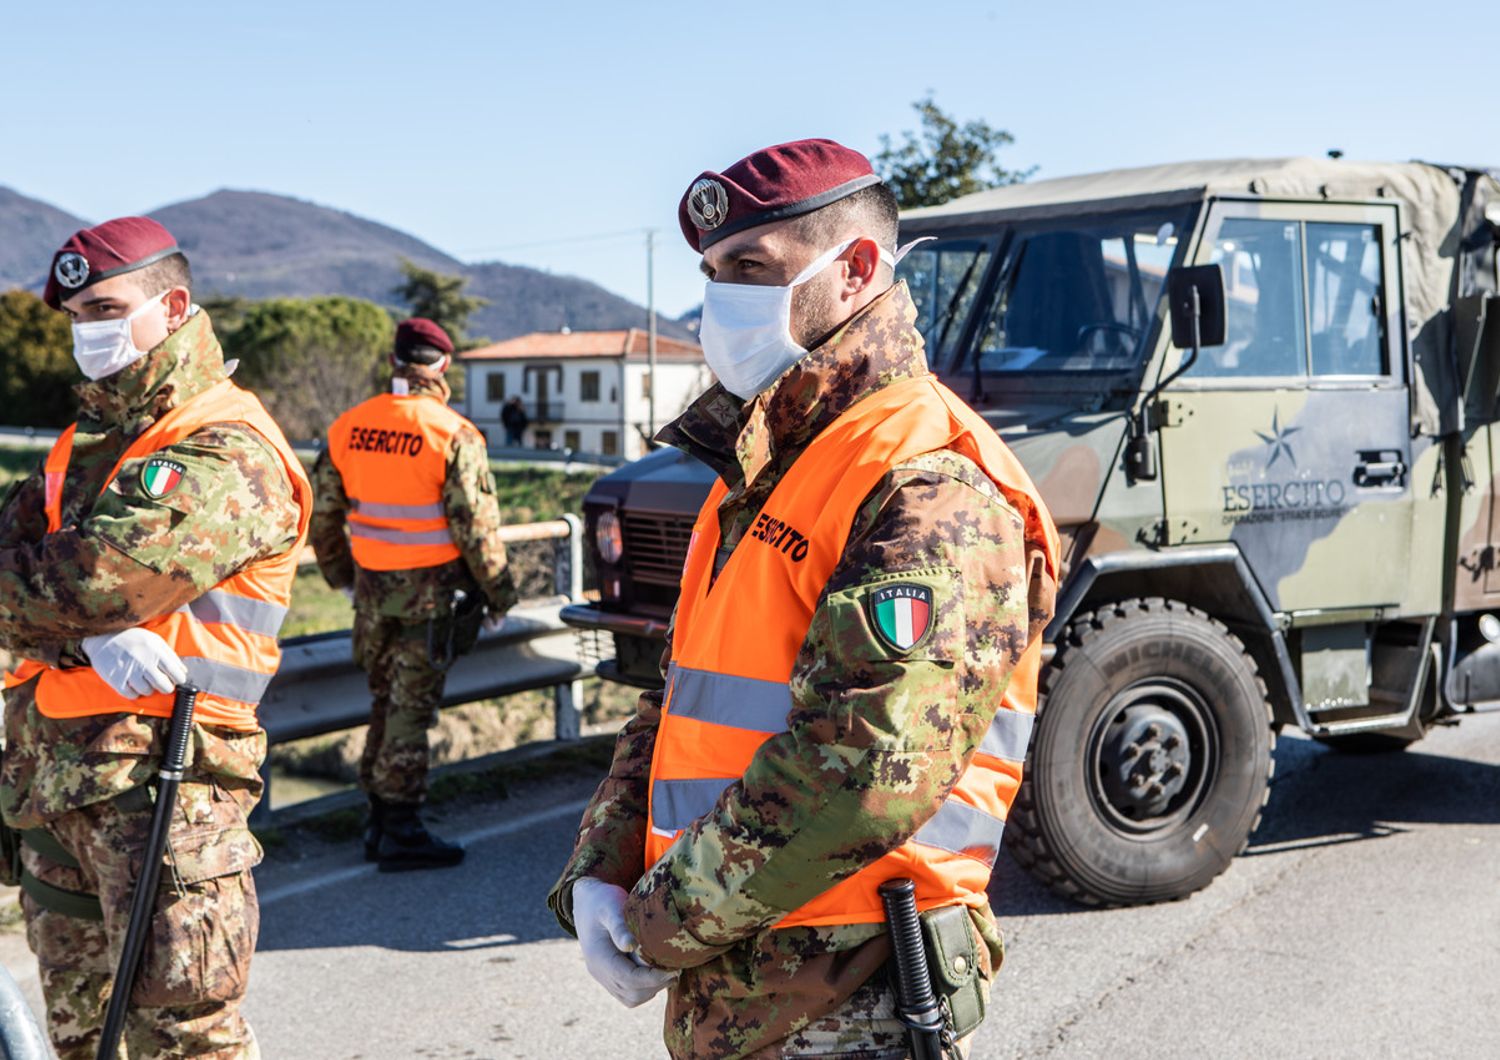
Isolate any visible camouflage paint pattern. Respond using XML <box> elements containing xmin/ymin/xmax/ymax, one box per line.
<box><xmin>0</xmin><ymin>309</ymin><xmax>293</xmax><ymax>1058</ymax></box>
<box><xmin>20</xmin><ymin>779</ymin><xmax>261</xmax><ymax>1059</ymax></box>
<box><xmin>310</xmin><ymin>370</ymin><xmax>519</xmax><ymax>621</ymax></box>
<box><xmin>941</xmin><ymin>191</ymin><xmax>1465</xmax><ymax>636</ymax></box>
<box><xmin>351</xmin><ymin>611</ymin><xmax>446</xmax><ymax>803</ymax></box>
<box><xmin>549</xmin><ymin>283</ymin><xmax>1054</xmax><ymax>1059</ymax></box>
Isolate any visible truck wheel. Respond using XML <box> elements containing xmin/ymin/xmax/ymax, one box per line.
<box><xmin>1006</xmin><ymin>598</ymin><xmax>1274</xmax><ymax>906</ymax></box>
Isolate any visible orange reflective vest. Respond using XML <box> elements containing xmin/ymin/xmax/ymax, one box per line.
<box><xmin>326</xmin><ymin>393</ymin><xmax>469</xmax><ymax>571</ymax></box>
<box><xmin>5</xmin><ymin>380</ymin><xmax>313</xmax><ymax>732</ymax></box>
<box><xmin>644</xmin><ymin>374</ymin><xmax>1059</xmax><ymax>927</ymax></box>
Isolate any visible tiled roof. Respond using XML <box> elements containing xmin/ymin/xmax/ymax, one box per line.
<box><xmin>460</xmin><ymin>327</ymin><xmax>702</xmax><ymax>362</ymax></box>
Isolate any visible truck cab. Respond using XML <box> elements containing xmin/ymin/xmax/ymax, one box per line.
<box><xmin>564</xmin><ymin>158</ymin><xmax>1500</xmax><ymax>905</ymax></box>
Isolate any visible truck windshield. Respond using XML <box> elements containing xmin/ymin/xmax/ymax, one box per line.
<box><xmin>951</xmin><ymin>208</ymin><xmax>1192</xmax><ymax>376</ymax></box>
<box><xmin>896</xmin><ymin>238</ymin><xmax>996</xmax><ymax>364</ymax></box>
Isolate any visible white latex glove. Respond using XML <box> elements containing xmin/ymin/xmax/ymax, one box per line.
<box><xmin>82</xmin><ymin>628</ymin><xmax>189</xmax><ymax>699</ymax></box>
<box><xmin>572</xmin><ymin>877</ymin><xmax>676</xmax><ymax>1008</ymax></box>
<box><xmin>481</xmin><ymin>611</ymin><xmax>505</xmax><ymax>634</ymax></box>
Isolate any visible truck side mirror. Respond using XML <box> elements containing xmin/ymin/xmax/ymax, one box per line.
<box><xmin>1167</xmin><ymin>264</ymin><xmax>1227</xmax><ymax>350</ymax></box>
<box><xmin>1127</xmin><ymin>265</ymin><xmax>1228</xmax><ymax>485</ymax></box>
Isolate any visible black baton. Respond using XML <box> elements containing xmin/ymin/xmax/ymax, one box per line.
<box><xmin>97</xmin><ymin>684</ymin><xmax>200</xmax><ymax>1060</ymax></box>
<box><xmin>878</xmin><ymin>878</ymin><xmax>948</xmax><ymax>1060</ymax></box>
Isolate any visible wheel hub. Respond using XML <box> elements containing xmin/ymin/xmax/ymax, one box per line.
<box><xmin>1100</xmin><ymin>705</ymin><xmax>1192</xmax><ymax>818</ymax></box>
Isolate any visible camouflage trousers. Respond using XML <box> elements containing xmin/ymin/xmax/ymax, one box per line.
<box><xmin>19</xmin><ymin>780</ymin><xmax>262</xmax><ymax>1059</ymax></box>
<box><xmin>352</xmin><ymin>611</ymin><xmax>447</xmax><ymax>804</ymax></box>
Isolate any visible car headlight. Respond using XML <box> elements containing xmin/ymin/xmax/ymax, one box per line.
<box><xmin>595</xmin><ymin>510</ymin><xmax>624</xmax><ymax>565</ymax></box>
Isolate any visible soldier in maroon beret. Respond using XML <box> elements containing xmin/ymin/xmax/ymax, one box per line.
<box><xmin>1</xmin><ymin>217</ymin><xmax>311</xmax><ymax>1056</ymax></box>
<box><xmin>309</xmin><ymin>316</ymin><xmax>517</xmax><ymax>871</ymax></box>
<box><xmin>551</xmin><ymin>139</ymin><xmax>1060</xmax><ymax>1059</ymax></box>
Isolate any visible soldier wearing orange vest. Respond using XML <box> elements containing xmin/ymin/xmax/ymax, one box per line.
<box><xmin>548</xmin><ymin>141</ymin><xmax>1060</xmax><ymax>1058</ymax></box>
<box><xmin>0</xmin><ymin>217</ymin><xmax>311</xmax><ymax>1058</ymax></box>
<box><xmin>311</xmin><ymin>318</ymin><xmax>517</xmax><ymax>871</ymax></box>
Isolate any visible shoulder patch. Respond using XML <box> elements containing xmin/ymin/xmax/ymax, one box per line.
<box><xmin>140</xmin><ymin>457</ymin><xmax>187</xmax><ymax>499</ymax></box>
<box><xmin>866</xmin><ymin>582</ymin><xmax>934</xmax><ymax>653</ymax></box>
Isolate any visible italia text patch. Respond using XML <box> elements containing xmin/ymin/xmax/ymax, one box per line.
<box><xmin>140</xmin><ymin>458</ymin><xmax>186</xmax><ymax>499</ymax></box>
<box><xmin>867</xmin><ymin>583</ymin><xmax>934</xmax><ymax>653</ymax></box>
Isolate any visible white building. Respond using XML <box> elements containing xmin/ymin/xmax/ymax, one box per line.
<box><xmin>459</xmin><ymin>328</ymin><xmax>710</xmax><ymax>460</ymax></box>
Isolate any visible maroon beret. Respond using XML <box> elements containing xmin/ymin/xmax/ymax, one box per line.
<box><xmin>394</xmin><ymin>317</ymin><xmax>454</xmax><ymax>362</ymax></box>
<box><xmin>43</xmin><ymin>216</ymin><xmax>181</xmax><ymax>310</ymax></box>
<box><xmin>678</xmin><ymin>138</ymin><xmax>882</xmax><ymax>253</ymax></box>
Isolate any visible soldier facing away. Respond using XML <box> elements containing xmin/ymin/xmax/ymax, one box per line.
<box><xmin>0</xmin><ymin>217</ymin><xmax>312</xmax><ymax>1059</ymax></box>
<box><xmin>311</xmin><ymin>318</ymin><xmax>517</xmax><ymax>871</ymax></box>
<box><xmin>547</xmin><ymin>140</ymin><xmax>1060</xmax><ymax>1058</ymax></box>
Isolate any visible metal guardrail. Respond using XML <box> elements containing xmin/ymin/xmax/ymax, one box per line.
<box><xmin>256</xmin><ymin>514</ymin><xmax>586</xmax><ymax>820</ymax></box>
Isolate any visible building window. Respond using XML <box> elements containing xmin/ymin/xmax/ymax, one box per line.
<box><xmin>564</xmin><ymin>430</ymin><xmax>581</xmax><ymax>451</ymax></box>
<box><xmin>485</xmin><ymin>372</ymin><xmax>505</xmax><ymax>402</ymax></box>
<box><xmin>534</xmin><ymin>429</ymin><xmax>553</xmax><ymax>449</ymax></box>
<box><xmin>641</xmin><ymin>373</ymin><xmax>652</xmax><ymax>399</ymax></box>
<box><xmin>580</xmin><ymin>370</ymin><xmax>601</xmax><ymax>402</ymax></box>
<box><xmin>601</xmin><ymin>431</ymin><xmax>618</xmax><ymax>456</ymax></box>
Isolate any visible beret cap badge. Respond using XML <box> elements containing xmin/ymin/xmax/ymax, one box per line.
<box><xmin>53</xmin><ymin>252</ymin><xmax>90</xmax><ymax>290</ymax></box>
<box><xmin>686</xmin><ymin>178</ymin><xmax>729</xmax><ymax>231</ymax></box>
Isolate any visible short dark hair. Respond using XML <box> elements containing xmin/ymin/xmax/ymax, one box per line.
<box><xmin>787</xmin><ymin>183</ymin><xmax>900</xmax><ymax>259</ymax></box>
<box><xmin>128</xmin><ymin>252</ymin><xmax>193</xmax><ymax>299</ymax></box>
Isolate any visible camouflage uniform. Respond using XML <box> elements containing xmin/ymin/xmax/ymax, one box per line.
<box><xmin>0</xmin><ymin>309</ymin><xmax>302</xmax><ymax>1059</ymax></box>
<box><xmin>310</xmin><ymin>372</ymin><xmax>517</xmax><ymax>804</ymax></box>
<box><xmin>549</xmin><ymin>283</ymin><xmax>1057</xmax><ymax>1059</ymax></box>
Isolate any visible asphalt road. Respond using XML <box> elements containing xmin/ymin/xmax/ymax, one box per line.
<box><xmin>4</xmin><ymin>716</ymin><xmax>1498</xmax><ymax>1058</ymax></box>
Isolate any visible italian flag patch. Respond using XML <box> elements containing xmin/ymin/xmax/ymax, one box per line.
<box><xmin>868</xmin><ymin>583</ymin><xmax>934</xmax><ymax>653</ymax></box>
<box><xmin>140</xmin><ymin>458</ymin><xmax>186</xmax><ymax>499</ymax></box>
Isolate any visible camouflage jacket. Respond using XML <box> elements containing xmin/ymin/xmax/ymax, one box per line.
<box><xmin>0</xmin><ymin>310</ymin><xmax>301</xmax><ymax>828</ymax></box>
<box><xmin>309</xmin><ymin>372</ymin><xmax>518</xmax><ymax>622</ymax></box>
<box><xmin>549</xmin><ymin>283</ymin><xmax>1058</xmax><ymax>1058</ymax></box>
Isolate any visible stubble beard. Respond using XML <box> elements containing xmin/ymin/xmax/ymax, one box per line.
<box><xmin>789</xmin><ymin>278</ymin><xmax>841</xmax><ymax>352</ymax></box>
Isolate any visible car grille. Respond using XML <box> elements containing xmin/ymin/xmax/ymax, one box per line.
<box><xmin>622</xmin><ymin>512</ymin><xmax>694</xmax><ymax>585</ymax></box>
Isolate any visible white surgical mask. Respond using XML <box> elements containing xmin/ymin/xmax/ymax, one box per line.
<box><xmin>698</xmin><ymin>239</ymin><xmax>897</xmax><ymax>401</ymax></box>
<box><xmin>70</xmin><ymin>291</ymin><xmax>170</xmax><ymax>381</ymax></box>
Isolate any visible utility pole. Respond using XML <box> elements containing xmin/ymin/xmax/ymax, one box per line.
<box><xmin>646</xmin><ymin>228</ymin><xmax>658</xmax><ymax>447</ymax></box>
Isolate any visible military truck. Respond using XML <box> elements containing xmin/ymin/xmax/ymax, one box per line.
<box><xmin>562</xmin><ymin>158</ymin><xmax>1500</xmax><ymax>906</ymax></box>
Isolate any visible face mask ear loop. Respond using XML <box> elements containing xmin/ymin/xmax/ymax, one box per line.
<box><xmin>892</xmin><ymin>236</ymin><xmax>937</xmax><ymax>268</ymax></box>
<box><xmin>789</xmin><ymin>239</ymin><xmax>859</xmax><ymax>287</ymax></box>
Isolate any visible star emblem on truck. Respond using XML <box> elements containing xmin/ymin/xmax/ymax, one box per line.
<box><xmin>1255</xmin><ymin>409</ymin><xmax>1300</xmax><ymax>470</ymax></box>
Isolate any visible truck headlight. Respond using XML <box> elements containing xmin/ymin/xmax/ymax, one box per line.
<box><xmin>596</xmin><ymin>510</ymin><xmax>624</xmax><ymax>565</ymax></box>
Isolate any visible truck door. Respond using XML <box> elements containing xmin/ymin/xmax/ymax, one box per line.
<box><xmin>1158</xmin><ymin>201</ymin><xmax>1411</xmax><ymax>613</ymax></box>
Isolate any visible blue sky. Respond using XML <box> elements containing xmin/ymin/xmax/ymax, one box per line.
<box><xmin>1</xmin><ymin>0</ymin><xmax>1487</xmax><ymax>317</ymax></box>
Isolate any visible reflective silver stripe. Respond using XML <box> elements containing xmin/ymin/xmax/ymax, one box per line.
<box><xmin>667</xmin><ymin>665</ymin><xmax>791</xmax><ymax>734</ymax></box>
<box><xmin>651</xmin><ymin>777</ymin><xmax>734</xmax><ymax>832</ymax></box>
<box><xmin>349</xmin><ymin>524</ymin><xmax>455</xmax><ymax>547</ymax></box>
<box><xmin>979</xmin><ymin>709</ymin><xmax>1034</xmax><ymax>763</ymax></box>
<box><xmin>181</xmin><ymin>591</ymin><xmax>288</xmax><ymax>638</ymax></box>
<box><xmin>911</xmin><ymin>799</ymin><xmax>1006</xmax><ymax>867</ymax></box>
<box><xmin>351</xmin><ymin>499</ymin><xmax>446</xmax><ymax>520</ymax></box>
<box><xmin>182</xmin><ymin>658</ymin><xmax>274</xmax><ymax>705</ymax></box>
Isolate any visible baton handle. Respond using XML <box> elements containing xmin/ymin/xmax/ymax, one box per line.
<box><xmin>878</xmin><ymin>878</ymin><xmax>947</xmax><ymax>1060</ymax></box>
<box><xmin>96</xmin><ymin>684</ymin><xmax>201</xmax><ymax>1060</ymax></box>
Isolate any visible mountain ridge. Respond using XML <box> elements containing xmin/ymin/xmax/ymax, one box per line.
<box><xmin>0</xmin><ymin>185</ymin><xmax>690</xmax><ymax>342</ymax></box>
